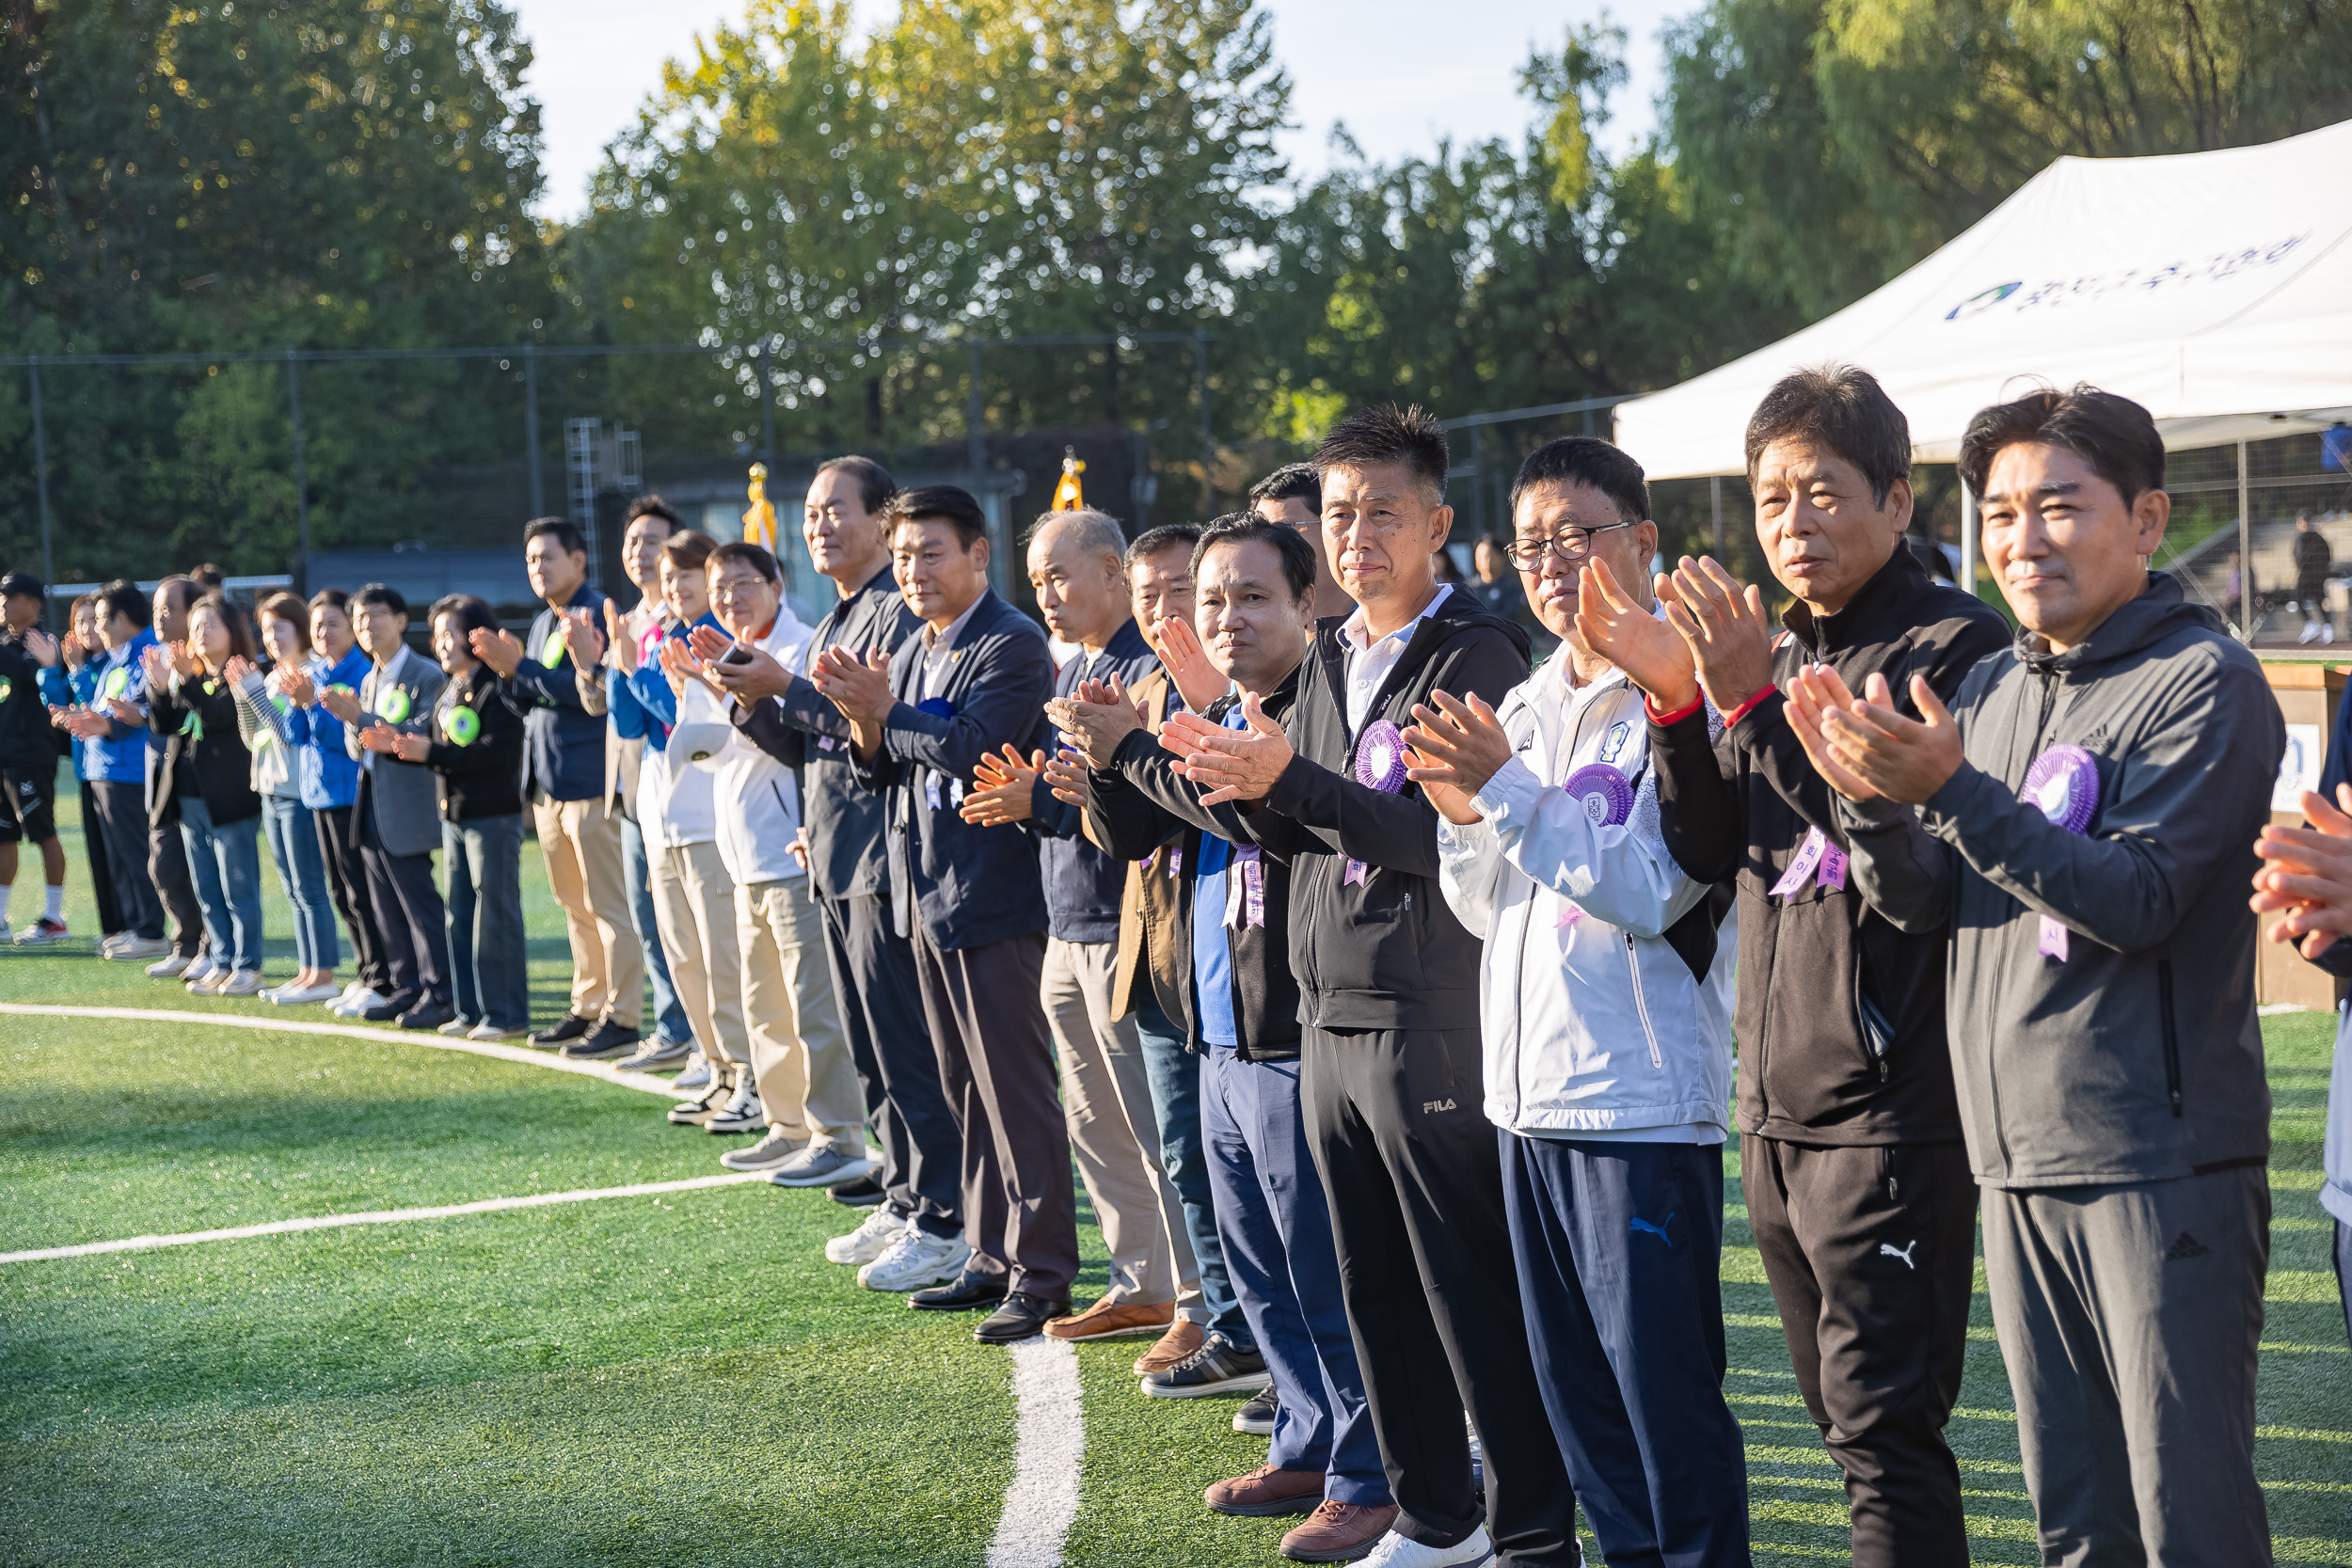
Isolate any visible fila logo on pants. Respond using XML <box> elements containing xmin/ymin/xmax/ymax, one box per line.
<box><xmin>1421</xmin><ymin>1098</ymin><xmax>1458</xmax><ymax>1114</ymax></box>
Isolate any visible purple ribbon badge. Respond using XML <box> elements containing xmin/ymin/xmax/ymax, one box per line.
<box><xmin>1225</xmin><ymin>846</ymin><xmax>1266</xmax><ymax>930</ymax></box>
<box><xmin>1346</xmin><ymin>719</ymin><xmax>1411</xmax><ymax>886</ymax></box>
<box><xmin>1769</xmin><ymin>826</ymin><xmax>1847</xmax><ymax>900</ymax></box>
<box><xmin>2021</xmin><ymin>743</ymin><xmax>2099</xmax><ymax>960</ymax></box>
<box><xmin>1562</xmin><ymin>763</ymin><xmax>1633</xmax><ymax>827</ymax></box>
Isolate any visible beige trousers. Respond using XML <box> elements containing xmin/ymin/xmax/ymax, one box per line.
<box><xmin>738</xmin><ymin>878</ymin><xmax>860</xmax><ymax>1148</ymax></box>
<box><xmin>1043</xmin><ymin>935</ymin><xmax>1195</xmax><ymax>1307</ymax></box>
<box><xmin>532</xmin><ymin>795</ymin><xmax>643</xmax><ymax>1030</ymax></box>
<box><xmin>648</xmin><ymin>838</ymin><xmax>749</xmax><ymax>1070</ymax></box>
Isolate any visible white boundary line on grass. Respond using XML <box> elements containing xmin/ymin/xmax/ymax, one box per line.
<box><xmin>0</xmin><ymin>1003</ymin><xmax>695</xmax><ymax>1099</ymax></box>
<box><xmin>0</xmin><ymin>1172</ymin><xmax>768</xmax><ymax>1264</ymax></box>
<box><xmin>987</xmin><ymin>1337</ymin><xmax>1086</xmax><ymax>1568</ymax></box>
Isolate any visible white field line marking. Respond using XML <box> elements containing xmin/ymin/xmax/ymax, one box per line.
<box><xmin>0</xmin><ymin>1172</ymin><xmax>768</xmax><ymax>1264</ymax></box>
<box><xmin>0</xmin><ymin>1004</ymin><xmax>694</xmax><ymax>1099</ymax></box>
<box><xmin>987</xmin><ymin>1337</ymin><xmax>1086</xmax><ymax>1568</ymax></box>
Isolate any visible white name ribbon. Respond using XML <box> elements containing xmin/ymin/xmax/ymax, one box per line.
<box><xmin>1224</xmin><ymin>846</ymin><xmax>1265</xmax><ymax>930</ymax></box>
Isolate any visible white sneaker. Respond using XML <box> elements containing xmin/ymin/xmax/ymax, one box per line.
<box><xmin>187</xmin><ymin>966</ymin><xmax>231</xmax><ymax>996</ymax></box>
<box><xmin>113</xmin><ymin>935</ymin><xmax>171</xmax><ymax>961</ymax></box>
<box><xmin>718</xmin><ymin>1127</ymin><xmax>808</xmax><ymax>1173</ymax></box>
<box><xmin>1359</xmin><ymin>1526</ymin><xmax>1494</xmax><ymax>1567</ymax></box>
<box><xmin>671</xmin><ymin>1050</ymin><xmax>713</xmax><ymax>1092</ymax></box>
<box><xmin>856</xmin><ymin>1227</ymin><xmax>972</xmax><ymax>1292</ymax></box>
<box><xmin>706</xmin><ymin>1084</ymin><xmax>766</xmax><ymax>1134</ymax></box>
<box><xmin>146</xmin><ymin>952</ymin><xmax>194</xmax><ymax>978</ymax></box>
<box><xmin>270</xmin><ymin>980</ymin><xmax>344</xmax><ymax>1006</ymax></box>
<box><xmin>182</xmin><ymin>956</ymin><xmax>218</xmax><ymax>986</ymax></box>
<box><xmin>217</xmin><ymin>970</ymin><xmax>264</xmax><ymax>997</ymax></box>
<box><xmin>332</xmin><ymin>987</ymin><xmax>389</xmax><ymax>1018</ymax></box>
<box><xmin>825</xmin><ymin>1208</ymin><xmax>907</xmax><ymax>1267</ymax></box>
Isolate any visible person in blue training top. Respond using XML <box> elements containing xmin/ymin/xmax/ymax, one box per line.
<box><xmin>470</xmin><ymin>517</ymin><xmax>643</xmax><ymax>1058</ymax></box>
<box><xmin>275</xmin><ymin>590</ymin><xmax>391</xmax><ymax>1016</ymax></box>
<box><xmin>35</xmin><ymin>594</ymin><xmax>121</xmax><ymax>942</ymax></box>
<box><xmin>55</xmin><ymin>578</ymin><xmax>170</xmax><ymax>961</ymax></box>
<box><xmin>958</xmin><ymin>508</ymin><xmax>1193</xmax><ymax>1346</ymax></box>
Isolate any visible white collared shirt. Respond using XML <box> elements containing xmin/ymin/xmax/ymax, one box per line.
<box><xmin>1340</xmin><ymin>582</ymin><xmax>1450</xmax><ymax>734</ymax></box>
<box><xmin>920</xmin><ymin>593</ymin><xmax>987</xmax><ymax>701</ymax></box>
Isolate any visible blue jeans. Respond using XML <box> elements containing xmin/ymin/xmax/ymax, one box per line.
<box><xmin>1135</xmin><ymin>999</ymin><xmax>1249</xmax><ymax>1341</ymax></box>
<box><xmin>262</xmin><ymin>794</ymin><xmax>339</xmax><ymax>973</ymax></box>
<box><xmin>178</xmin><ymin>797</ymin><xmax>264</xmax><ymax>974</ymax></box>
<box><xmin>1203</xmin><ymin>1042</ymin><xmax>1387</xmax><ymax>1505</ymax></box>
<box><xmin>622</xmin><ymin>813</ymin><xmax>691</xmax><ymax>1045</ymax></box>
<box><xmin>444</xmin><ymin>815</ymin><xmax>529</xmax><ymax>1031</ymax></box>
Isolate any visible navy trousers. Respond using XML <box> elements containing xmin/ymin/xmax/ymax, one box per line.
<box><xmin>822</xmin><ymin>891</ymin><xmax>962</xmax><ymax>1240</ymax></box>
<box><xmin>1502</xmin><ymin>1132</ymin><xmax>1750</xmax><ymax>1568</ymax></box>
<box><xmin>1135</xmin><ymin>1000</ymin><xmax>1250</xmax><ymax>1344</ymax></box>
<box><xmin>1204</xmin><ymin>1043</ymin><xmax>1389</xmax><ymax>1506</ymax></box>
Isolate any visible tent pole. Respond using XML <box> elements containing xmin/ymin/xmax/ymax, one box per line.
<box><xmin>2237</xmin><ymin>440</ymin><xmax>2252</xmax><ymax>643</ymax></box>
<box><xmin>1960</xmin><ymin>474</ymin><xmax>1977</xmax><ymax>598</ymax></box>
<box><xmin>1709</xmin><ymin>475</ymin><xmax>1724</xmax><ymax>561</ymax></box>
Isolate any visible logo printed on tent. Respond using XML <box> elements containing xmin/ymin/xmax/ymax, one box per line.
<box><xmin>1943</xmin><ymin>233</ymin><xmax>2312</xmax><ymax>324</ymax></box>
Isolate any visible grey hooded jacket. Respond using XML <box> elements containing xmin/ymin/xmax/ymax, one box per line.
<box><xmin>1835</xmin><ymin>573</ymin><xmax>2280</xmax><ymax>1190</ymax></box>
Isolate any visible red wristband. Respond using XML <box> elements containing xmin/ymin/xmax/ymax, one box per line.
<box><xmin>1724</xmin><ymin>685</ymin><xmax>1780</xmax><ymax>728</ymax></box>
<box><xmin>1645</xmin><ymin>691</ymin><xmax>1706</xmax><ymax>725</ymax></box>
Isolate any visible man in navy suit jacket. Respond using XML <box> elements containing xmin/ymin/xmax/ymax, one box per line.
<box><xmin>815</xmin><ymin>485</ymin><xmax>1073</xmax><ymax>1346</ymax></box>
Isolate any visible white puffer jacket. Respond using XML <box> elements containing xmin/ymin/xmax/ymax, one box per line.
<box><xmin>1438</xmin><ymin>654</ymin><xmax>1737</xmax><ymax>1138</ymax></box>
<box><xmin>710</xmin><ymin>607</ymin><xmax>817</xmax><ymax>888</ymax></box>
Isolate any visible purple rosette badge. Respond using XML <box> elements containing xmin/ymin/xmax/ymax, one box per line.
<box><xmin>2021</xmin><ymin>743</ymin><xmax>2099</xmax><ymax>961</ymax></box>
<box><xmin>1562</xmin><ymin>763</ymin><xmax>1633</xmax><ymax>827</ymax></box>
<box><xmin>1346</xmin><ymin>719</ymin><xmax>1411</xmax><ymax>885</ymax></box>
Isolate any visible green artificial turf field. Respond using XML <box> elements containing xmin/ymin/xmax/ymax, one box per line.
<box><xmin>2</xmin><ymin>773</ymin><xmax>2347</xmax><ymax>1565</ymax></box>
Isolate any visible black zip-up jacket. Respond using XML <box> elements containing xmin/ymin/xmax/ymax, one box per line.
<box><xmin>1087</xmin><ymin>670</ymin><xmax>1305</xmax><ymax>1060</ymax></box>
<box><xmin>1239</xmin><ymin>589</ymin><xmax>1532</xmax><ymax>1032</ymax></box>
<box><xmin>1649</xmin><ymin>546</ymin><xmax>2010</xmax><ymax>1144</ymax></box>
<box><xmin>0</xmin><ymin>631</ymin><xmax>50</xmax><ymax>771</ymax></box>
<box><xmin>423</xmin><ymin>664</ymin><xmax>526</xmax><ymax>821</ymax></box>
<box><xmin>149</xmin><ymin>673</ymin><xmax>262</xmax><ymax>830</ymax></box>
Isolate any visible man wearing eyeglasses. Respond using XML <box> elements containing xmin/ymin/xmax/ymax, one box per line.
<box><xmin>1408</xmin><ymin>436</ymin><xmax>1747</xmax><ymax>1566</ymax></box>
<box><xmin>1579</xmin><ymin>367</ymin><xmax>2009</xmax><ymax>1568</ymax></box>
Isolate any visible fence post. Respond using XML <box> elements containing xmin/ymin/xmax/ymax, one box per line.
<box><xmin>286</xmin><ymin>349</ymin><xmax>311</xmax><ymax>593</ymax></box>
<box><xmin>524</xmin><ymin>342</ymin><xmax>544</xmax><ymax>517</ymax></box>
<box><xmin>1960</xmin><ymin>475</ymin><xmax>1978</xmax><ymax>598</ymax></box>
<box><xmin>1194</xmin><ymin>329</ymin><xmax>1213</xmax><ymax>513</ymax></box>
<box><xmin>1709</xmin><ymin>474</ymin><xmax>1724</xmax><ymax>561</ymax></box>
<box><xmin>2237</xmin><ymin>439</ymin><xmax>2252</xmax><ymax>642</ymax></box>
<box><xmin>28</xmin><ymin>356</ymin><xmax>53</xmax><ymax>586</ymax></box>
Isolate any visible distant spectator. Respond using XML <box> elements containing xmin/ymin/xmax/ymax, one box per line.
<box><xmin>1469</xmin><ymin>535</ymin><xmax>1523</xmax><ymax>622</ymax></box>
<box><xmin>228</xmin><ymin>592</ymin><xmax>342</xmax><ymax>1006</ymax></box>
<box><xmin>2296</xmin><ymin>512</ymin><xmax>2334</xmax><ymax>644</ymax></box>
<box><xmin>0</xmin><ymin>570</ymin><xmax>68</xmax><ymax>944</ymax></box>
<box><xmin>188</xmin><ymin>562</ymin><xmax>228</xmax><ymax>594</ymax></box>
<box><xmin>149</xmin><ymin>594</ymin><xmax>265</xmax><ymax>995</ymax></box>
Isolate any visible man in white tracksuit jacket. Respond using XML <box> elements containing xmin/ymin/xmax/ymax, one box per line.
<box><xmin>1418</xmin><ymin>436</ymin><xmax>1749</xmax><ymax>1568</ymax></box>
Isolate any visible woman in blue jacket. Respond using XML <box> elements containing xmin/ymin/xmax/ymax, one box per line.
<box><xmin>276</xmin><ymin>589</ymin><xmax>389</xmax><ymax>1014</ymax></box>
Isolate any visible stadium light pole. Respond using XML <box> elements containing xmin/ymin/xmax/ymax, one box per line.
<box><xmin>28</xmin><ymin>356</ymin><xmax>53</xmax><ymax>586</ymax></box>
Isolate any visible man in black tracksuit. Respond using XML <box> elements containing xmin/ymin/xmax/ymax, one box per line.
<box><xmin>1596</xmin><ymin>368</ymin><xmax>2009</xmax><ymax>1568</ymax></box>
<box><xmin>1169</xmin><ymin>407</ymin><xmax>1571</xmax><ymax>1567</ymax></box>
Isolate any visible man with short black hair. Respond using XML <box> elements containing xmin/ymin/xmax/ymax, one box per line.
<box><xmin>1250</xmin><ymin>463</ymin><xmax>1352</xmax><ymax>620</ymax></box>
<box><xmin>472</xmin><ymin>518</ymin><xmax>643</xmax><ymax>1056</ymax></box>
<box><xmin>1170</xmin><ymin>405</ymin><xmax>1571</xmax><ymax>1568</ymax></box>
<box><xmin>0</xmin><ymin>572</ymin><xmax>70</xmax><ymax>943</ymax></box>
<box><xmin>1584</xmin><ymin>364</ymin><xmax>2010</xmax><ymax>1568</ymax></box>
<box><xmin>1791</xmin><ymin>385</ymin><xmax>2281</xmax><ymax>1566</ymax></box>
<box><xmin>812</xmin><ymin>485</ymin><xmax>1071</xmax><ymax>1345</ymax></box>
<box><xmin>56</xmin><ymin>580</ymin><xmax>170</xmax><ymax>959</ymax></box>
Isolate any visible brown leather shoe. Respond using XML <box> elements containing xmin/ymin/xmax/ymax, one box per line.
<box><xmin>1205</xmin><ymin>1464</ymin><xmax>1326</xmax><ymax>1518</ymax></box>
<box><xmin>1280</xmin><ymin>1498</ymin><xmax>1401</xmax><ymax>1562</ymax></box>
<box><xmin>1043</xmin><ymin>1296</ymin><xmax>1175</xmax><ymax>1341</ymax></box>
<box><xmin>1132</xmin><ymin>1318</ymin><xmax>1203</xmax><ymax>1375</ymax></box>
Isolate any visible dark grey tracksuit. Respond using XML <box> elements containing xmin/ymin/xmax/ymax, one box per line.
<box><xmin>1837</xmin><ymin>574</ymin><xmax>2282</xmax><ymax>1567</ymax></box>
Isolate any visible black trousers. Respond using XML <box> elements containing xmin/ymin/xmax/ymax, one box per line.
<box><xmin>912</xmin><ymin>927</ymin><xmax>1076</xmax><ymax>1299</ymax></box>
<box><xmin>88</xmin><ymin>780</ymin><xmax>162</xmax><ymax>940</ymax></box>
<box><xmin>79</xmin><ymin>780</ymin><xmax>123</xmax><ymax>937</ymax></box>
<box><xmin>1301</xmin><ymin>1025</ymin><xmax>1581</xmax><ymax>1563</ymax></box>
<box><xmin>315</xmin><ymin>803</ymin><xmax>390</xmax><ymax>990</ymax></box>
<box><xmin>357</xmin><ymin>796</ymin><xmax>448</xmax><ymax>1006</ymax></box>
<box><xmin>820</xmin><ymin>892</ymin><xmax>962</xmax><ymax>1240</ymax></box>
<box><xmin>150</xmin><ymin>793</ymin><xmax>203</xmax><ymax>958</ymax></box>
<box><xmin>1743</xmin><ymin>1133</ymin><xmax>1977</xmax><ymax>1568</ymax></box>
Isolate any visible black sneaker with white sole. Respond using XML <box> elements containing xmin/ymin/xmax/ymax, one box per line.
<box><xmin>1139</xmin><ymin>1331</ymin><xmax>1271</xmax><ymax>1400</ymax></box>
<box><xmin>561</xmin><ymin>1021</ymin><xmax>639</xmax><ymax>1060</ymax></box>
<box><xmin>1233</xmin><ymin>1387</ymin><xmax>1279</xmax><ymax>1435</ymax></box>
<box><xmin>829</xmin><ymin>1176</ymin><xmax>886</xmax><ymax>1208</ymax></box>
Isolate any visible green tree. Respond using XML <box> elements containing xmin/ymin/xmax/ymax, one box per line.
<box><xmin>1</xmin><ymin>0</ymin><xmax>549</xmax><ymax>579</ymax></box>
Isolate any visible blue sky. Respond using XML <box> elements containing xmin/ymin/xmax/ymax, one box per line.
<box><xmin>508</xmin><ymin>0</ymin><xmax>1705</xmax><ymax>222</ymax></box>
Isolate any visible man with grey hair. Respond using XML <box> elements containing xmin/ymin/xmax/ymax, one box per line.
<box><xmin>960</xmin><ymin>508</ymin><xmax>1190</xmax><ymax>1342</ymax></box>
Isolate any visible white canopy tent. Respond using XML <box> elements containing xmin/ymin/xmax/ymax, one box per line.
<box><xmin>1612</xmin><ymin>117</ymin><xmax>2352</xmax><ymax>609</ymax></box>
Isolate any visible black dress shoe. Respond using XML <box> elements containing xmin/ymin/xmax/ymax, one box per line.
<box><xmin>562</xmin><ymin>1020</ymin><xmax>640</xmax><ymax>1060</ymax></box>
<box><xmin>530</xmin><ymin>1013</ymin><xmax>595</xmax><ymax>1047</ymax></box>
<box><xmin>973</xmin><ymin>1291</ymin><xmax>1070</xmax><ymax>1344</ymax></box>
<box><xmin>362</xmin><ymin>990</ymin><xmax>421</xmax><ymax>1022</ymax></box>
<box><xmin>828</xmin><ymin>1176</ymin><xmax>886</xmax><ymax>1208</ymax></box>
<box><xmin>908</xmin><ymin>1268</ymin><xmax>1009</xmax><ymax>1312</ymax></box>
<box><xmin>397</xmin><ymin>999</ymin><xmax>457</xmax><ymax>1031</ymax></box>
